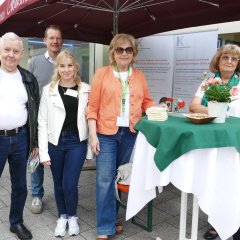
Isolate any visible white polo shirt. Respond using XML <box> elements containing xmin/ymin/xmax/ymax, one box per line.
<box><xmin>0</xmin><ymin>69</ymin><xmax>28</xmax><ymax>130</ymax></box>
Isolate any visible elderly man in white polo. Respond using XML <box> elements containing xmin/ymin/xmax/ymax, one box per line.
<box><xmin>0</xmin><ymin>32</ymin><xmax>39</xmax><ymax>240</ymax></box>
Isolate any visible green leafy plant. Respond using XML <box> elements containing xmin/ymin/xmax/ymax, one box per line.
<box><xmin>202</xmin><ymin>77</ymin><xmax>239</xmax><ymax>102</ymax></box>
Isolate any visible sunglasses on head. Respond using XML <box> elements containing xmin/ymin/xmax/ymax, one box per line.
<box><xmin>115</xmin><ymin>47</ymin><xmax>134</xmax><ymax>55</ymax></box>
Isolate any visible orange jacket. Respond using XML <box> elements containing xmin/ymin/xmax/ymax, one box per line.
<box><xmin>87</xmin><ymin>65</ymin><xmax>154</xmax><ymax>134</ymax></box>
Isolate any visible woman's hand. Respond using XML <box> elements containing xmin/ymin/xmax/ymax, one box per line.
<box><xmin>88</xmin><ymin>119</ymin><xmax>100</xmax><ymax>155</ymax></box>
<box><xmin>43</xmin><ymin>161</ymin><xmax>51</xmax><ymax>167</ymax></box>
<box><xmin>89</xmin><ymin>134</ymin><xmax>100</xmax><ymax>155</ymax></box>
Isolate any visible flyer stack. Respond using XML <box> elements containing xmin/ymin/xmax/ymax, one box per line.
<box><xmin>146</xmin><ymin>106</ymin><xmax>168</xmax><ymax>121</ymax></box>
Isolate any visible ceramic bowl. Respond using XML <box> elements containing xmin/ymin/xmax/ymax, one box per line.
<box><xmin>184</xmin><ymin>113</ymin><xmax>216</xmax><ymax>124</ymax></box>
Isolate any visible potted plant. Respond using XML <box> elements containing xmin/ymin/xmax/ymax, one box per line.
<box><xmin>202</xmin><ymin>77</ymin><xmax>239</xmax><ymax>123</ymax></box>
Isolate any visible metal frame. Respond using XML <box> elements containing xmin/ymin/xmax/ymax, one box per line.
<box><xmin>118</xmin><ymin>186</ymin><xmax>153</xmax><ymax>232</ymax></box>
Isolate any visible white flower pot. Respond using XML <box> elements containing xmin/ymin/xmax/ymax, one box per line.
<box><xmin>208</xmin><ymin>101</ymin><xmax>228</xmax><ymax>123</ymax></box>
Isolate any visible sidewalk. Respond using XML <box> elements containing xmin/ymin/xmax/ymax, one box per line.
<box><xmin>0</xmin><ymin>161</ymin><xmax>227</xmax><ymax>240</ymax></box>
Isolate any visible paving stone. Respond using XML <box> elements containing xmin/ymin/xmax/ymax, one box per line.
<box><xmin>0</xmin><ymin>162</ymin><xmax>230</xmax><ymax>240</ymax></box>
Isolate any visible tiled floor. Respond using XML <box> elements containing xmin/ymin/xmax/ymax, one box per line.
<box><xmin>0</xmin><ymin>161</ymin><xmax>230</xmax><ymax>240</ymax></box>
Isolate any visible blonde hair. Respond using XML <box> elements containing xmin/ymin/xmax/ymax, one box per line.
<box><xmin>108</xmin><ymin>33</ymin><xmax>138</xmax><ymax>65</ymax></box>
<box><xmin>209</xmin><ymin>44</ymin><xmax>240</xmax><ymax>73</ymax></box>
<box><xmin>49</xmin><ymin>49</ymin><xmax>81</xmax><ymax>92</ymax></box>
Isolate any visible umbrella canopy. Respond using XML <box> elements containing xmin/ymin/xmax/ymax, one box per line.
<box><xmin>0</xmin><ymin>0</ymin><xmax>240</xmax><ymax>44</ymax></box>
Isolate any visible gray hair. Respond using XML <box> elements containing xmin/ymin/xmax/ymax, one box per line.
<box><xmin>0</xmin><ymin>32</ymin><xmax>23</xmax><ymax>49</ymax></box>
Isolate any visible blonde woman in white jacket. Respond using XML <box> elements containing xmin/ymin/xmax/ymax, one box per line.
<box><xmin>38</xmin><ymin>49</ymin><xmax>92</xmax><ymax>238</ymax></box>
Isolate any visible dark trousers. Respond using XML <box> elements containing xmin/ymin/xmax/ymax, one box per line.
<box><xmin>233</xmin><ymin>228</ymin><xmax>240</xmax><ymax>240</ymax></box>
<box><xmin>0</xmin><ymin>127</ymin><xmax>29</xmax><ymax>225</ymax></box>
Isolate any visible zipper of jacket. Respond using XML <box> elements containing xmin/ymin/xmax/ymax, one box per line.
<box><xmin>29</xmin><ymin>96</ymin><xmax>34</xmax><ymax>154</ymax></box>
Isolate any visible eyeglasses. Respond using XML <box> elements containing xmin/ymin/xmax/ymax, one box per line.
<box><xmin>221</xmin><ymin>55</ymin><xmax>239</xmax><ymax>63</ymax></box>
<box><xmin>48</xmin><ymin>36</ymin><xmax>62</xmax><ymax>42</ymax></box>
<box><xmin>115</xmin><ymin>47</ymin><xmax>133</xmax><ymax>55</ymax></box>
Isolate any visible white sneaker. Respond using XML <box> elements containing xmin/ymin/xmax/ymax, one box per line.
<box><xmin>30</xmin><ymin>197</ymin><xmax>43</xmax><ymax>214</ymax></box>
<box><xmin>54</xmin><ymin>217</ymin><xmax>68</xmax><ymax>237</ymax></box>
<box><xmin>68</xmin><ymin>216</ymin><xmax>80</xmax><ymax>236</ymax></box>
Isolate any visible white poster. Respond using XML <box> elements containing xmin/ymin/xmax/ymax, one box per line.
<box><xmin>173</xmin><ymin>30</ymin><xmax>218</xmax><ymax>112</ymax></box>
<box><xmin>136</xmin><ymin>36</ymin><xmax>174</xmax><ymax>103</ymax></box>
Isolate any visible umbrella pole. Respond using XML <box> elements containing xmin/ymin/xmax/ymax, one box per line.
<box><xmin>113</xmin><ymin>0</ymin><xmax>119</xmax><ymax>36</ymax></box>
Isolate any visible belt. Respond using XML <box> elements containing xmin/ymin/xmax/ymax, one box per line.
<box><xmin>0</xmin><ymin>125</ymin><xmax>26</xmax><ymax>136</ymax></box>
<box><xmin>60</xmin><ymin>131</ymin><xmax>79</xmax><ymax>136</ymax></box>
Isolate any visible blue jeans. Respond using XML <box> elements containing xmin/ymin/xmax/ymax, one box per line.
<box><xmin>0</xmin><ymin>127</ymin><xmax>29</xmax><ymax>225</ymax></box>
<box><xmin>48</xmin><ymin>133</ymin><xmax>87</xmax><ymax>217</ymax></box>
<box><xmin>96</xmin><ymin>127</ymin><xmax>137</xmax><ymax>235</ymax></box>
<box><xmin>30</xmin><ymin>163</ymin><xmax>44</xmax><ymax>198</ymax></box>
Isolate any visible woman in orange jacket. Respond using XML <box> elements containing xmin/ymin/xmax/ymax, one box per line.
<box><xmin>87</xmin><ymin>33</ymin><xmax>155</xmax><ymax>240</ymax></box>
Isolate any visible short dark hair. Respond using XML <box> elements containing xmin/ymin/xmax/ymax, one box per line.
<box><xmin>44</xmin><ymin>25</ymin><xmax>62</xmax><ymax>38</ymax></box>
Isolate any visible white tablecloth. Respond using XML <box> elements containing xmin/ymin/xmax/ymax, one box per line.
<box><xmin>126</xmin><ymin>132</ymin><xmax>240</xmax><ymax>240</ymax></box>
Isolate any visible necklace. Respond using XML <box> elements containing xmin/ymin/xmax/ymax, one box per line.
<box><xmin>60</xmin><ymin>84</ymin><xmax>78</xmax><ymax>95</ymax></box>
<box><xmin>61</xmin><ymin>86</ymin><xmax>67</xmax><ymax>95</ymax></box>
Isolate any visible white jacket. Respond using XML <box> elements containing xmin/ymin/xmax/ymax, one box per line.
<box><xmin>38</xmin><ymin>81</ymin><xmax>93</xmax><ymax>162</ymax></box>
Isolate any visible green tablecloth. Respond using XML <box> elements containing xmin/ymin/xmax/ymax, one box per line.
<box><xmin>134</xmin><ymin>115</ymin><xmax>240</xmax><ymax>171</ymax></box>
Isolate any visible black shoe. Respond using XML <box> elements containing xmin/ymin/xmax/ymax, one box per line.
<box><xmin>233</xmin><ymin>235</ymin><xmax>240</xmax><ymax>240</ymax></box>
<box><xmin>203</xmin><ymin>228</ymin><xmax>218</xmax><ymax>240</ymax></box>
<box><xmin>233</xmin><ymin>230</ymin><xmax>240</xmax><ymax>240</ymax></box>
<box><xmin>10</xmin><ymin>223</ymin><xmax>32</xmax><ymax>240</ymax></box>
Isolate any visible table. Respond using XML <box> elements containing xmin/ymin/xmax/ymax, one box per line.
<box><xmin>126</xmin><ymin>115</ymin><xmax>240</xmax><ymax>240</ymax></box>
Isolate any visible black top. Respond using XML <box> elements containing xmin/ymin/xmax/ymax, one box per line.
<box><xmin>58</xmin><ymin>85</ymin><xmax>79</xmax><ymax>133</ymax></box>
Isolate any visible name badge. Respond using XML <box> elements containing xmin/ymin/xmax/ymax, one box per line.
<box><xmin>117</xmin><ymin>114</ymin><xmax>129</xmax><ymax>127</ymax></box>
<box><xmin>65</xmin><ymin>89</ymin><xmax>78</xmax><ymax>98</ymax></box>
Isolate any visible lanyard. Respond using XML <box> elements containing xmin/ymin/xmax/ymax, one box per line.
<box><xmin>116</xmin><ymin>66</ymin><xmax>130</xmax><ymax>113</ymax></box>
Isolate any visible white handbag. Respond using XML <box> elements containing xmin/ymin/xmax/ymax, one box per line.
<box><xmin>115</xmin><ymin>163</ymin><xmax>132</xmax><ymax>201</ymax></box>
<box><xmin>27</xmin><ymin>155</ymin><xmax>40</xmax><ymax>173</ymax></box>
